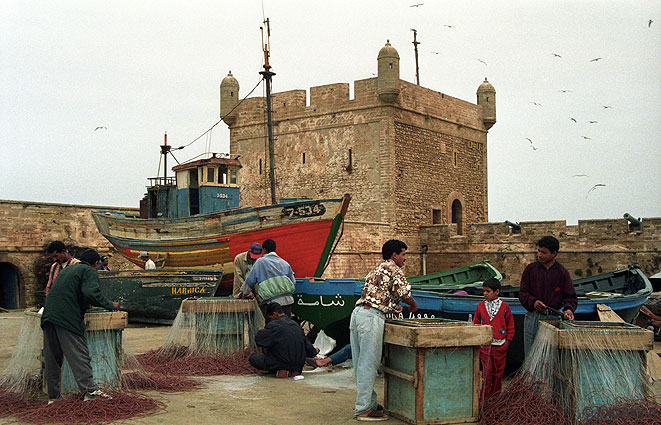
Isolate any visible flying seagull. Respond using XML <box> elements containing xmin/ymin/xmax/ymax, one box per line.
<box><xmin>552</xmin><ymin>53</ymin><xmax>562</xmax><ymax>58</ymax></box>
<box><xmin>586</xmin><ymin>184</ymin><xmax>606</xmax><ymax>198</ymax></box>
<box><xmin>531</xmin><ymin>101</ymin><xmax>542</xmax><ymax>106</ymax></box>
<box><xmin>570</xmin><ymin>117</ymin><xmax>577</xmax><ymax>122</ymax></box>
<box><xmin>430</xmin><ymin>51</ymin><xmax>440</xmax><ymax>55</ymax></box>
<box><xmin>476</xmin><ymin>58</ymin><xmax>487</xmax><ymax>66</ymax></box>
<box><xmin>525</xmin><ymin>138</ymin><xmax>538</xmax><ymax>150</ymax></box>
<box><xmin>410</xmin><ymin>3</ymin><xmax>424</xmax><ymax>7</ymax></box>
<box><xmin>94</xmin><ymin>126</ymin><xmax>107</xmax><ymax>131</ymax></box>
<box><xmin>602</xmin><ymin>105</ymin><xmax>612</xmax><ymax>109</ymax></box>
<box><xmin>443</xmin><ymin>24</ymin><xmax>455</xmax><ymax>29</ymax></box>
<box><xmin>558</xmin><ymin>89</ymin><xmax>573</xmax><ymax>93</ymax></box>
<box><xmin>587</xmin><ymin>120</ymin><xmax>598</xmax><ymax>124</ymax></box>
<box><xmin>573</xmin><ymin>174</ymin><xmax>589</xmax><ymax>177</ymax></box>
<box><xmin>589</xmin><ymin>57</ymin><xmax>602</xmax><ymax>62</ymax></box>
<box><xmin>582</xmin><ymin>136</ymin><xmax>591</xmax><ymax>140</ymax></box>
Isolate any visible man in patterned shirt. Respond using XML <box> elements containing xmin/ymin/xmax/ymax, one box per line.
<box><xmin>350</xmin><ymin>239</ymin><xmax>418</xmax><ymax>421</ymax></box>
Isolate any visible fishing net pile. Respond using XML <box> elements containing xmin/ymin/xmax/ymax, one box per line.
<box><xmin>0</xmin><ymin>310</ymin><xmax>200</xmax><ymax>424</ymax></box>
<box><xmin>480</xmin><ymin>320</ymin><xmax>660</xmax><ymax>425</ymax></box>
<box><xmin>136</xmin><ymin>297</ymin><xmax>264</xmax><ymax>376</ymax></box>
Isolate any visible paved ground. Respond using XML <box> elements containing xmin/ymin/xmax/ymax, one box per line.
<box><xmin>1</xmin><ymin>310</ymin><xmax>660</xmax><ymax>424</ymax></box>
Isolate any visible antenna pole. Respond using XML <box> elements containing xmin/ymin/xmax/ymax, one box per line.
<box><xmin>411</xmin><ymin>29</ymin><xmax>420</xmax><ymax>85</ymax></box>
<box><xmin>259</xmin><ymin>18</ymin><xmax>277</xmax><ymax>205</ymax></box>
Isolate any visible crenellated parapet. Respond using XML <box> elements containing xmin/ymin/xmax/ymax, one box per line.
<box><xmin>420</xmin><ymin>217</ymin><xmax>661</xmax><ymax>283</ymax></box>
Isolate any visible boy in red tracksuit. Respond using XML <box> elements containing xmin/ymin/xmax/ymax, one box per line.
<box><xmin>473</xmin><ymin>278</ymin><xmax>514</xmax><ymax>398</ymax></box>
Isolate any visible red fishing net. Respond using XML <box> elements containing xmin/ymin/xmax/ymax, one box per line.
<box><xmin>479</xmin><ymin>374</ymin><xmax>571</xmax><ymax>425</ymax></box>
<box><xmin>6</xmin><ymin>391</ymin><xmax>165</xmax><ymax>425</ymax></box>
<box><xmin>136</xmin><ymin>346</ymin><xmax>258</xmax><ymax>376</ymax></box>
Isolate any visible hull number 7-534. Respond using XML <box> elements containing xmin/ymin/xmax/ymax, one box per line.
<box><xmin>282</xmin><ymin>203</ymin><xmax>326</xmax><ymax>218</ymax></box>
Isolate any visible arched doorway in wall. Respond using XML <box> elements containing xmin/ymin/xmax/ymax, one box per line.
<box><xmin>0</xmin><ymin>262</ymin><xmax>20</xmax><ymax>309</ymax></box>
<box><xmin>451</xmin><ymin>199</ymin><xmax>463</xmax><ymax>235</ymax></box>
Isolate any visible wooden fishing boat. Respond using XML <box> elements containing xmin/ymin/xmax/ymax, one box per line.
<box><xmin>293</xmin><ymin>263</ymin><xmax>652</xmax><ymax>371</ymax></box>
<box><xmin>98</xmin><ymin>269</ymin><xmax>224</xmax><ymax>323</ymax></box>
<box><xmin>407</xmin><ymin>261</ymin><xmax>501</xmax><ymax>287</ymax></box>
<box><xmin>93</xmin><ymin>192</ymin><xmax>350</xmax><ymax>281</ymax></box>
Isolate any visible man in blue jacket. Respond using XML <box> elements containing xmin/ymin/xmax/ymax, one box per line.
<box><xmin>41</xmin><ymin>249</ymin><xmax>120</xmax><ymax>403</ymax></box>
<box><xmin>241</xmin><ymin>239</ymin><xmax>295</xmax><ymax>318</ymax></box>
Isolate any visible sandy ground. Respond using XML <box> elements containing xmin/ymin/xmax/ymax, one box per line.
<box><xmin>0</xmin><ymin>311</ymin><xmax>393</xmax><ymax>425</ymax></box>
<box><xmin>1</xmin><ymin>311</ymin><xmax>660</xmax><ymax>424</ymax></box>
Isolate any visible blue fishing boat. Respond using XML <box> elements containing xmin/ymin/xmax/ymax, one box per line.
<box><xmin>292</xmin><ymin>263</ymin><xmax>652</xmax><ymax>371</ymax></box>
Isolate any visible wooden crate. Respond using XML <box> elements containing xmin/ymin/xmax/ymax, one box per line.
<box><xmin>383</xmin><ymin>319</ymin><xmax>492</xmax><ymax>425</ymax></box>
<box><xmin>539</xmin><ymin>320</ymin><xmax>654</xmax><ymax>421</ymax></box>
<box><xmin>181</xmin><ymin>297</ymin><xmax>257</xmax><ymax>353</ymax></box>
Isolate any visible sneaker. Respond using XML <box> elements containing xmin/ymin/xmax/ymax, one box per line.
<box><xmin>83</xmin><ymin>389</ymin><xmax>112</xmax><ymax>401</ymax></box>
<box><xmin>356</xmin><ymin>409</ymin><xmax>387</xmax><ymax>421</ymax></box>
<box><xmin>47</xmin><ymin>396</ymin><xmax>62</xmax><ymax>405</ymax></box>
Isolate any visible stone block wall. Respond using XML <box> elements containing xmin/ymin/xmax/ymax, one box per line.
<box><xmin>0</xmin><ymin>200</ymin><xmax>139</xmax><ymax>307</ymax></box>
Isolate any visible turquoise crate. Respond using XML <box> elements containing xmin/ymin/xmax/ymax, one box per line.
<box><xmin>383</xmin><ymin>319</ymin><xmax>492</xmax><ymax>424</ymax></box>
<box><xmin>540</xmin><ymin>320</ymin><xmax>653</xmax><ymax>421</ymax></box>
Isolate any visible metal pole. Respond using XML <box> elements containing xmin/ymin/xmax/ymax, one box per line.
<box><xmin>412</xmin><ymin>29</ymin><xmax>420</xmax><ymax>85</ymax></box>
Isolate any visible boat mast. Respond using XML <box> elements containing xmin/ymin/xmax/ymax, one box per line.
<box><xmin>160</xmin><ymin>132</ymin><xmax>171</xmax><ymax>184</ymax></box>
<box><xmin>259</xmin><ymin>18</ymin><xmax>277</xmax><ymax>205</ymax></box>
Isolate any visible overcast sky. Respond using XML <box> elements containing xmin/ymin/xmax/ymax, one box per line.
<box><xmin>1</xmin><ymin>1</ymin><xmax>659</xmax><ymax>224</ymax></box>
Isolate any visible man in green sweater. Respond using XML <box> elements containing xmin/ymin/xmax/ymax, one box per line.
<box><xmin>41</xmin><ymin>248</ymin><xmax>120</xmax><ymax>403</ymax></box>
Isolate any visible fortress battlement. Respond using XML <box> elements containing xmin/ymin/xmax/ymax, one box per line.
<box><xmin>230</xmin><ymin>77</ymin><xmax>485</xmax><ymax>131</ymax></box>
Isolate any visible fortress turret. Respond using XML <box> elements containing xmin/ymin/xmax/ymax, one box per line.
<box><xmin>220</xmin><ymin>71</ymin><xmax>240</xmax><ymax>126</ymax></box>
<box><xmin>476</xmin><ymin>77</ymin><xmax>496</xmax><ymax>130</ymax></box>
<box><xmin>377</xmin><ymin>40</ymin><xmax>400</xmax><ymax>103</ymax></box>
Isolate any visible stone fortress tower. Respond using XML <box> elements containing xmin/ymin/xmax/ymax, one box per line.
<box><xmin>220</xmin><ymin>41</ymin><xmax>496</xmax><ymax>276</ymax></box>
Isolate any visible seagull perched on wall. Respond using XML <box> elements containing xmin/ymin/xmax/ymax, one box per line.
<box><xmin>94</xmin><ymin>126</ymin><xmax>107</xmax><ymax>131</ymax></box>
<box><xmin>586</xmin><ymin>184</ymin><xmax>606</xmax><ymax>198</ymax></box>
<box><xmin>649</xmin><ymin>19</ymin><xmax>653</xmax><ymax>28</ymax></box>
<box><xmin>589</xmin><ymin>57</ymin><xmax>602</xmax><ymax>62</ymax></box>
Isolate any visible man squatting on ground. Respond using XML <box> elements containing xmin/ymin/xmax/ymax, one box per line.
<box><xmin>518</xmin><ymin>235</ymin><xmax>578</xmax><ymax>356</ymax></box>
<box><xmin>45</xmin><ymin>241</ymin><xmax>80</xmax><ymax>296</ymax></box>
<box><xmin>249</xmin><ymin>302</ymin><xmax>319</xmax><ymax>378</ymax></box>
<box><xmin>41</xmin><ymin>248</ymin><xmax>120</xmax><ymax>402</ymax></box>
<box><xmin>350</xmin><ymin>239</ymin><xmax>418</xmax><ymax>421</ymax></box>
<box><xmin>241</xmin><ymin>239</ymin><xmax>295</xmax><ymax>319</ymax></box>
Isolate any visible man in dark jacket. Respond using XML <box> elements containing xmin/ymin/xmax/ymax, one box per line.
<box><xmin>249</xmin><ymin>302</ymin><xmax>318</xmax><ymax>377</ymax></box>
<box><xmin>41</xmin><ymin>248</ymin><xmax>120</xmax><ymax>403</ymax></box>
<box><xmin>518</xmin><ymin>236</ymin><xmax>577</xmax><ymax>356</ymax></box>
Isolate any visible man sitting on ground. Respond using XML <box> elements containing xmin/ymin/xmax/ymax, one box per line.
<box><xmin>249</xmin><ymin>302</ymin><xmax>318</xmax><ymax>378</ymax></box>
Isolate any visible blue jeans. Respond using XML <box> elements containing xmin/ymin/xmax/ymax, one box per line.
<box><xmin>523</xmin><ymin>311</ymin><xmax>557</xmax><ymax>357</ymax></box>
<box><xmin>330</xmin><ymin>343</ymin><xmax>352</xmax><ymax>365</ymax></box>
<box><xmin>350</xmin><ymin>305</ymin><xmax>384</xmax><ymax>415</ymax></box>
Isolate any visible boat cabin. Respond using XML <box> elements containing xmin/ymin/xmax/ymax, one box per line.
<box><xmin>141</xmin><ymin>154</ymin><xmax>241</xmax><ymax>218</ymax></box>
